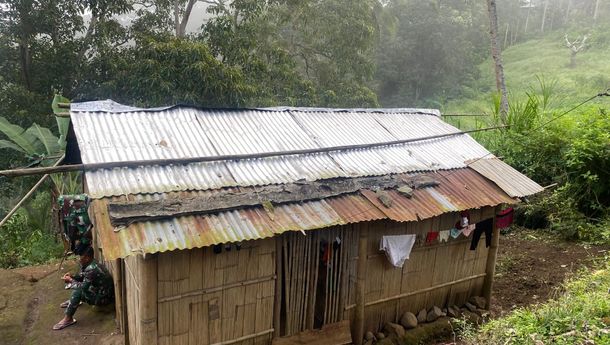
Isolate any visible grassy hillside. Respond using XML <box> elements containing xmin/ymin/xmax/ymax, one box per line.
<box><xmin>445</xmin><ymin>31</ymin><xmax>610</xmax><ymax>115</ymax></box>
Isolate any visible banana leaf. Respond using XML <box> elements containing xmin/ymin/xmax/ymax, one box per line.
<box><xmin>52</xmin><ymin>95</ymin><xmax>71</xmax><ymax>149</ymax></box>
<box><xmin>0</xmin><ymin>139</ymin><xmax>26</xmax><ymax>153</ymax></box>
<box><xmin>0</xmin><ymin>116</ymin><xmax>44</xmax><ymax>154</ymax></box>
<box><xmin>25</xmin><ymin>123</ymin><xmax>61</xmax><ymax>156</ymax></box>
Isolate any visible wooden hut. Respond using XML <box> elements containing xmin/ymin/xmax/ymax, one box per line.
<box><xmin>66</xmin><ymin>101</ymin><xmax>543</xmax><ymax>345</ymax></box>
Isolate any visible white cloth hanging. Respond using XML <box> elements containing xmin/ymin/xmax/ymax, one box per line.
<box><xmin>379</xmin><ymin>234</ymin><xmax>416</xmax><ymax>268</ymax></box>
<box><xmin>439</xmin><ymin>230</ymin><xmax>450</xmax><ymax>243</ymax></box>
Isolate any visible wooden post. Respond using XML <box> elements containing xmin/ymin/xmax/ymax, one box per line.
<box><xmin>482</xmin><ymin>209</ymin><xmax>500</xmax><ymax>310</ymax></box>
<box><xmin>274</xmin><ymin>236</ymin><xmax>283</xmax><ymax>338</ymax></box>
<box><xmin>0</xmin><ymin>156</ymin><xmax>64</xmax><ymax>228</ymax></box>
<box><xmin>112</xmin><ymin>258</ymin><xmax>126</xmax><ymax>333</ymax></box>
<box><xmin>138</xmin><ymin>254</ymin><xmax>158</xmax><ymax>345</ymax></box>
<box><xmin>353</xmin><ymin>226</ymin><xmax>368</xmax><ymax>345</ymax></box>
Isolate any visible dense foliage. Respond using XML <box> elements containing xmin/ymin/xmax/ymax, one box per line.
<box><xmin>478</xmin><ymin>82</ymin><xmax>610</xmax><ymax>242</ymax></box>
<box><xmin>0</xmin><ymin>195</ymin><xmax>63</xmax><ymax>268</ymax></box>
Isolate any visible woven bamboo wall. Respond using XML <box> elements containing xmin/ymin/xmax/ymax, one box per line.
<box><xmin>156</xmin><ymin>239</ymin><xmax>276</xmax><ymax>345</ymax></box>
<box><xmin>345</xmin><ymin>207</ymin><xmax>495</xmax><ymax>333</ymax></box>
<box><xmin>124</xmin><ymin>255</ymin><xmax>142</xmax><ymax>345</ymax></box>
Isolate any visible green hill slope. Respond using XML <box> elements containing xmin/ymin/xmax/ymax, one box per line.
<box><xmin>446</xmin><ymin>31</ymin><xmax>610</xmax><ymax>114</ymax></box>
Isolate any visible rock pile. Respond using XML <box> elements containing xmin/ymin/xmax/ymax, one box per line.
<box><xmin>361</xmin><ymin>296</ymin><xmax>489</xmax><ymax>344</ymax></box>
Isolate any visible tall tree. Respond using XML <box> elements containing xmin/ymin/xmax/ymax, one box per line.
<box><xmin>375</xmin><ymin>0</ymin><xmax>488</xmax><ymax>106</ymax></box>
<box><xmin>486</xmin><ymin>0</ymin><xmax>509</xmax><ymax>120</ymax></box>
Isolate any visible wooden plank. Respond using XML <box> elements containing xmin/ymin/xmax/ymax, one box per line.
<box><xmin>483</xmin><ymin>208</ymin><xmax>500</xmax><ymax>309</ymax></box>
<box><xmin>138</xmin><ymin>254</ymin><xmax>158</xmax><ymax>345</ymax></box>
<box><xmin>274</xmin><ymin>237</ymin><xmax>283</xmax><ymax>338</ymax></box>
<box><xmin>272</xmin><ymin>320</ymin><xmax>352</xmax><ymax>345</ymax></box>
<box><xmin>353</xmin><ymin>226</ymin><xmax>368</xmax><ymax>345</ymax></box>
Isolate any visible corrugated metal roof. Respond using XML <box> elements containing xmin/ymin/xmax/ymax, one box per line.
<box><xmin>467</xmin><ymin>158</ymin><xmax>544</xmax><ymax>198</ymax></box>
<box><xmin>71</xmin><ymin>104</ymin><xmax>494</xmax><ymax>198</ymax></box>
<box><xmin>360</xmin><ymin>169</ymin><xmax>517</xmax><ymax>222</ymax></box>
<box><xmin>93</xmin><ymin>168</ymin><xmax>518</xmax><ymax>260</ymax></box>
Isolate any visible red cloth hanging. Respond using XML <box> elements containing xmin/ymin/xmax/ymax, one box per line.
<box><xmin>426</xmin><ymin>231</ymin><xmax>439</xmax><ymax>244</ymax></box>
<box><xmin>496</xmin><ymin>207</ymin><xmax>514</xmax><ymax>229</ymax></box>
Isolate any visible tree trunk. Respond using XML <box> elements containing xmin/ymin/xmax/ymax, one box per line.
<box><xmin>524</xmin><ymin>4</ymin><xmax>530</xmax><ymax>33</ymax></box>
<box><xmin>178</xmin><ymin>0</ymin><xmax>197</xmax><ymax>38</ymax></box>
<box><xmin>593</xmin><ymin>0</ymin><xmax>600</xmax><ymax>24</ymax></box>
<box><xmin>541</xmin><ymin>0</ymin><xmax>549</xmax><ymax>33</ymax></box>
<box><xmin>486</xmin><ymin>0</ymin><xmax>509</xmax><ymax>120</ymax></box>
<box><xmin>18</xmin><ymin>40</ymin><xmax>32</xmax><ymax>90</ymax></box>
<box><xmin>174</xmin><ymin>0</ymin><xmax>181</xmax><ymax>37</ymax></box>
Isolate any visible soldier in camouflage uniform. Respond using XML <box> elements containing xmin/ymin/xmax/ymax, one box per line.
<box><xmin>58</xmin><ymin>194</ymin><xmax>92</xmax><ymax>255</ymax></box>
<box><xmin>53</xmin><ymin>246</ymin><xmax>114</xmax><ymax>330</ymax></box>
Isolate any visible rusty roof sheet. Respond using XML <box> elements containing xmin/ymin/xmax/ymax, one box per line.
<box><xmin>93</xmin><ymin>168</ymin><xmax>518</xmax><ymax>260</ymax></box>
<box><xmin>360</xmin><ymin>169</ymin><xmax>517</xmax><ymax>222</ymax></box>
<box><xmin>468</xmin><ymin>158</ymin><xmax>544</xmax><ymax>198</ymax></box>
<box><xmin>92</xmin><ymin>197</ymin><xmax>348</xmax><ymax>259</ymax></box>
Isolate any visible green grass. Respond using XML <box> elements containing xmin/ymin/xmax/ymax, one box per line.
<box><xmin>444</xmin><ymin>31</ymin><xmax>610</xmax><ymax>117</ymax></box>
<box><xmin>463</xmin><ymin>260</ymin><xmax>610</xmax><ymax>345</ymax></box>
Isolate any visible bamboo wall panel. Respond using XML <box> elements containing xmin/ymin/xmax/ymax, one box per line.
<box><xmin>349</xmin><ymin>207</ymin><xmax>495</xmax><ymax>333</ymax></box>
<box><xmin>157</xmin><ymin>239</ymin><xmax>275</xmax><ymax>345</ymax></box>
<box><xmin>279</xmin><ymin>225</ymin><xmax>356</xmax><ymax>337</ymax></box>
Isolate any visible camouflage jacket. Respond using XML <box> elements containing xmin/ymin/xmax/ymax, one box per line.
<box><xmin>73</xmin><ymin>260</ymin><xmax>114</xmax><ymax>299</ymax></box>
<box><xmin>58</xmin><ymin>194</ymin><xmax>92</xmax><ymax>245</ymax></box>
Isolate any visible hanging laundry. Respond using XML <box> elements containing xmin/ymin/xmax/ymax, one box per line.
<box><xmin>496</xmin><ymin>207</ymin><xmax>514</xmax><ymax>229</ymax></box>
<box><xmin>450</xmin><ymin>227</ymin><xmax>462</xmax><ymax>239</ymax></box>
<box><xmin>426</xmin><ymin>231</ymin><xmax>439</xmax><ymax>244</ymax></box>
<box><xmin>439</xmin><ymin>230</ymin><xmax>450</xmax><ymax>243</ymax></box>
<box><xmin>379</xmin><ymin>234</ymin><xmax>416</xmax><ymax>268</ymax></box>
<box><xmin>460</xmin><ymin>210</ymin><xmax>470</xmax><ymax>228</ymax></box>
<box><xmin>470</xmin><ymin>218</ymin><xmax>494</xmax><ymax>250</ymax></box>
<box><xmin>462</xmin><ymin>224</ymin><xmax>476</xmax><ymax>237</ymax></box>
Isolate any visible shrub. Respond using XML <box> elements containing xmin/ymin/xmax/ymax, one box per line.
<box><xmin>463</xmin><ymin>261</ymin><xmax>610</xmax><ymax>344</ymax></box>
<box><xmin>481</xmin><ymin>82</ymin><xmax>609</xmax><ymax>241</ymax></box>
<box><xmin>0</xmin><ymin>210</ymin><xmax>63</xmax><ymax>268</ymax></box>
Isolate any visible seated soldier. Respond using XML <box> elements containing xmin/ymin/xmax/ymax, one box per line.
<box><xmin>53</xmin><ymin>246</ymin><xmax>114</xmax><ymax>330</ymax></box>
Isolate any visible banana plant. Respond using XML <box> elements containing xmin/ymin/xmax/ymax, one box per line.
<box><xmin>0</xmin><ymin>117</ymin><xmax>62</xmax><ymax>163</ymax></box>
<box><xmin>0</xmin><ymin>95</ymin><xmax>82</xmax><ymax>195</ymax></box>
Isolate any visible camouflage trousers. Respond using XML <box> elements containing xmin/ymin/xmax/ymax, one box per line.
<box><xmin>65</xmin><ymin>288</ymin><xmax>113</xmax><ymax>317</ymax></box>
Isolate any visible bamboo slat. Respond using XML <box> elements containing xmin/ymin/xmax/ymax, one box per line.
<box><xmin>345</xmin><ymin>273</ymin><xmax>487</xmax><ymax>310</ymax></box>
<box><xmin>158</xmin><ymin>275</ymin><xmax>276</xmax><ymax>303</ymax></box>
<box><xmin>274</xmin><ymin>238</ymin><xmax>282</xmax><ymax>338</ymax></box>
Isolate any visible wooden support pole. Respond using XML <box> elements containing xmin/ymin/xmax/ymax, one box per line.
<box><xmin>353</xmin><ymin>227</ymin><xmax>367</xmax><ymax>345</ymax></box>
<box><xmin>0</xmin><ymin>126</ymin><xmax>508</xmax><ymax>178</ymax></box>
<box><xmin>482</xmin><ymin>210</ymin><xmax>500</xmax><ymax>310</ymax></box>
<box><xmin>112</xmin><ymin>258</ymin><xmax>126</xmax><ymax>334</ymax></box>
<box><xmin>138</xmin><ymin>254</ymin><xmax>158</xmax><ymax>345</ymax></box>
<box><xmin>0</xmin><ymin>156</ymin><xmax>64</xmax><ymax>228</ymax></box>
<box><xmin>274</xmin><ymin>236</ymin><xmax>283</xmax><ymax>338</ymax></box>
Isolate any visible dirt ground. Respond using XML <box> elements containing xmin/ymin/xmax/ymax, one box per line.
<box><xmin>0</xmin><ymin>258</ymin><xmax>122</xmax><ymax>345</ymax></box>
<box><xmin>0</xmin><ymin>228</ymin><xmax>607</xmax><ymax>345</ymax></box>
<box><xmin>489</xmin><ymin>228</ymin><xmax>609</xmax><ymax>318</ymax></box>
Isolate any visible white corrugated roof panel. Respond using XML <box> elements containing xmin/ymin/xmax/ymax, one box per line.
<box><xmin>70</xmin><ymin>103</ymin><xmax>501</xmax><ymax>198</ymax></box>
